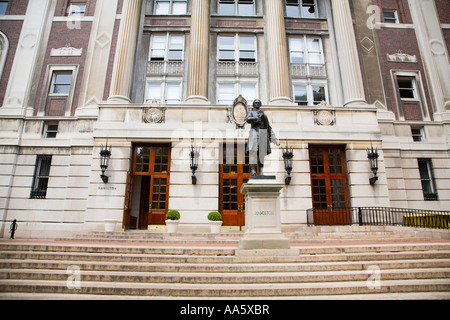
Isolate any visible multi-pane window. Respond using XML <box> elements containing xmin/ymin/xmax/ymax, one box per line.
<box><xmin>0</xmin><ymin>0</ymin><xmax>8</xmax><ymax>15</ymax></box>
<box><xmin>397</xmin><ymin>76</ymin><xmax>416</xmax><ymax>100</ymax></box>
<box><xmin>155</xmin><ymin>0</ymin><xmax>187</xmax><ymax>15</ymax></box>
<box><xmin>217</xmin><ymin>82</ymin><xmax>256</xmax><ymax>105</ymax></box>
<box><xmin>146</xmin><ymin>82</ymin><xmax>181</xmax><ymax>104</ymax></box>
<box><xmin>147</xmin><ymin>34</ymin><xmax>184</xmax><ymax>103</ymax></box>
<box><xmin>286</xmin><ymin>0</ymin><xmax>318</xmax><ymax>18</ymax></box>
<box><xmin>31</xmin><ymin>155</ymin><xmax>52</xmax><ymax>199</ymax></box>
<box><xmin>43</xmin><ymin>122</ymin><xmax>59</xmax><ymax>139</ymax></box>
<box><xmin>418</xmin><ymin>159</ymin><xmax>438</xmax><ymax>201</ymax></box>
<box><xmin>218</xmin><ymin>35</ymin><xmax>256</xmax><ymax>62</ymax></box>
<box><xmin>294</xmin><ymin>84</ymin><xmax>326</xmax><ymax>106</ymax></box>
<box><xmin>383</xmin><ymin>10</ymin><xmax>398</xmax><ymax>23</ymax></box>
<box><xmin>68</xmin><ymin>3</ymin><xmax>86</xmax><ymax>16</ymax></box>
<box><xmin>411</xmin><ymin>127</ymin><xmax>424</xmax><ymax>142</ymax></box>
<box><xmin>150</xmin><ymin>34</ymin><xmax>184</xmax><ymax>61</ymax></box>
<box><xmin>50</xmin><ymin>71</ymin><xmax>73</xmax><ymax>95</ymax></box>
<box><xmin>289</xmin><ymin>37</ymin><xmax>323</xmax><ymax>65</ymax></box>
<box><xmin>218</xmin><ymin>0</ymin><xmax>255</xmax><ymax>16</ymax></box>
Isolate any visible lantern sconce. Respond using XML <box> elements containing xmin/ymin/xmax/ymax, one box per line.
<box><xmin>99</xmin><ymin>143</ymin><xmax>112</xmax><ymax>183</ymax></box>
<box><xmin>190</xmin><ymin>145</ymin><xmax>200</xmax><ymax>185</ymax></box>
<box><xmin>367</xmin><ymin>145</ymin><xmax>379</xmax><ymax>185</ymax></box>
<box><xmin>282</xmin><ymin>143</ymin><xmax>294</xmax><ymax>185</ymax></box>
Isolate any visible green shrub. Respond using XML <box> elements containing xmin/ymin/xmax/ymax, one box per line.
<box><xmin>207</xmin><ymin>211</ymin><xmax>222</xmax><ymax>221</ymax></box>
<box><xmin>166</xmin><ymin>210</ymin><xmax>180</xmax><ymax>220</ymax></box>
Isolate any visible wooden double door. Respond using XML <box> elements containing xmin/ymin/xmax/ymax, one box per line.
<box><xmin>123</xmin><ymin>144</ymin><xmax>171</xmax><ymax>229</ymax></box>
<box><xmin>219</xmin><ymin>143</ymin><xmax>253</xmax><ymax>228</ymax></box>
<box><xmin>309</xmin><ymin>146</ymin><xmax>350</xmax><ymax>225</ymax></box>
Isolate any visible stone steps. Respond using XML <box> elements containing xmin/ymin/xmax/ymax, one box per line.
<box><xmin>1</xmin><ymin>240</ymin><xmax>450</xmax><ymax>299</ymax></box>
<box><xmin>1</xmin><ymin>278</ymin><xmax>449</xmax><ymax>297</ymax></box>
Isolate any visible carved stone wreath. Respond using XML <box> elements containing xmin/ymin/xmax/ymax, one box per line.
<box><xmin>227</xmin><ymin>95</ymin><xmax>248</xmax><ymax>128</ymax></box>
<box><xmin>143</xmin><ymin>99</ymin><xmax>166</xmax><ymax>123</ymax></box>
<box><xmin>313</xmin><ymin>101</ymin><xmax>336</xmax><ymax>126</ymax></box>
<box><xmin>143</xmin><ymin>107</ymin><xmax>165</xmax><ymax>123</ymax></box>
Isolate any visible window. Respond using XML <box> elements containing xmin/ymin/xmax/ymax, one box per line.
<box><xmin>418</xmin><ymin>159</ymin><xmax>438</xmax><ymax>201</ymax></box>
<box><xmin>217</xmin><ymin>82</ymin><xmax>256</xmax><ymax>105</ymax></box>
<box><xmin>31</xmin><ymin>155</ymin><xmax>52</xmax><ymax>199</ymax></box>
<box><xmin>68</xmin><ymin>3</ymin><xmax>86</xmax><ymax>16</ymax></box>
<box><xmin>218</xmin><ymin>35</ymin><xmax>256</xmax><ymax>62</ymax></box>
<box><xmin>50</xmin><ymin>71</ymin><xmax>73</xmax><ymax>95</ymax></box>
<box><xmin>155</xmin><ymin>0</ymin><xmax>187</xmax><ymax>15</ymax></box>
<box><xmin>218</xmin><ymin>0</ymin><xmax>255</xmax><ymax>16</ymax></box>
<box><xmin>286</xmin><ymin>0</ymin><xmax>318</xmax><ymax>18</ymax></box>
<box><xmin>397</xmin><ymin>76</ymin><xmax>416</xmax><ymax>100</ymax></box>
<box><xmin>43</xmin><ymin>122</ymin><xmax>59</xmax><ymax>139</ymax></box>
<box><xmin>150</xmin><ymin>34</ymin><xmax>184</xmax><ymax>61</ymax></box>
<box><xmin>289</xmin><ymin>37</ymin><xmax>323</xmax><ymax>65</ymax></box>
<box><xmin>383</xmin><ymin>10</ymin><xmax>398</xmax><ymax>23</ymax></box>
<box><xmin>411</xmin><ymin>127</ymin><xmax>424</xmax><ymax>142</ymax></box>
<box><xmin>0</xmin><ymin>0</ymin><xmax>8</xmax><ymax>15</ymax></box>
<box><xmin>146</xmin><ymin>81</ymin><xmax>181</xmax><ymax>104</ymax></box>
<box><xmin>293</xmin><ymin>83</ymin><xmax>327</xmax><ymax>106</ymax></box>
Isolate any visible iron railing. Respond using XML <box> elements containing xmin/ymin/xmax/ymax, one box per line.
<box><xmin>307</xmin><ymin>207</ymin><xmax>450</xmax><ymax>229</ymax></box>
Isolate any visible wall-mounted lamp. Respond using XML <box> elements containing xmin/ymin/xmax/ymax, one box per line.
<box><xmin>282</xmin><ymin>144</ymin><xmax>294</xmax><ymax>185</ymax></box>
<box><xmin>367</xmin><ymin>145</ymin><xmax>379</xmax><ymax>185</ymax></box>
<box><xmin>190</xmin><ymin>145</ymin><xmax>200</xmax><ymax>185</ymax></box>
<box><xmin>99</xmin><ymin>143</ymin><xmax>112</xmax><ymax>183</ymax></box>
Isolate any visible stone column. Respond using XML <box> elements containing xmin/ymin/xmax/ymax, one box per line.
<box><xmin>331</xmin><ymin>0</ymin><xmax>367</xmax><ymax>107</ymax></box>
<box><xmin>264</xmin><ymin>0</ymin><xmax>292</xmax><ymax>104</ymax></box>
<box><xmin>0</xmin><ymin>0</ymin><xmax>52</xmax><ymax>116</ymax></box>
<box><xmin>108</xmin><ymin>0</ymin><xmax>142</xmax><ymax>103</ymax></box>
<box><xmin>77</xmin><ymin>0</ymin><xmax>119</xmax><ymax>116</ymax></box>
<box><xmin>408</xmin><ymin>0</ymin><xmax>450</xmax><ymax>117</ymax></box>
<box><xmin>186</xmin><ymin>0</ymin><xmax>209</xmax><ymax>103</ymax></box>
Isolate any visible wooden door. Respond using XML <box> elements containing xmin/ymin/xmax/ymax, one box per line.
<box><xmin>219</xmin><ymin>143</ymin><xmax>252</xmax><ymax>227</ymax></box>
<box><xmin>133</xmin><ymin>145</ymin><xmax>171</xmax><ymax>226</ymax></box>
<box><xmin>122</xmin><ymin>172</ymin><xmax>134</xmax><ymax>229</ymax></box>
<box><xmin>309</xmin><ymin>146</ymin><xmax>350</xmax><ymax>225</ymax></box>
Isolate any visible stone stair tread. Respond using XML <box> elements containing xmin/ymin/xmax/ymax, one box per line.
<box><xmin>1</xmin><ymin>278</ymin><xmax>449</xmax><ymax>297</ymax></box>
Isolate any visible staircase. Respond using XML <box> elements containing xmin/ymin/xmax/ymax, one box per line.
<box><xmin>0</xmin><ymin>227</ymin><xmax>449</xmax><ymax>299</ymax></box>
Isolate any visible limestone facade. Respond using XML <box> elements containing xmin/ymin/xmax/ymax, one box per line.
<box><xmin>0</xmin><ymin>0</ymin><xmax>448</xmax><ymax>238</ymax></box>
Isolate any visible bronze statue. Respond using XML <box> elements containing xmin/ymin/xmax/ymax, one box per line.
<box><xmin>246</xmin><ymin>99</ymin><xmax>280</xmax><ymax>176</ymax></box>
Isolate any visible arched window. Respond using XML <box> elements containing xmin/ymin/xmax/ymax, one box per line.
<box><xmin>0</xmin><ymin>31</ymin><xmax>9</xmax><ymax>80</ymax></box>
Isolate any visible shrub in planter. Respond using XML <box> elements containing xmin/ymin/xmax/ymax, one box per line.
<box><xmin>207</xmin><ymin>211</ymin><xmax>222</xmax><ymax>221</ymax></box>
<box><xmin>208</xmin><ymin>211</ymin><xmax>222</xmax><ymax>234</ymax></box>
<box><xmin>166</xmin><ymin>210</ymin><xmax>180</xmax><ymax>220</ymax></box>
<box><xmin>165</xmin><ymin>210</ymin><xmax>180</xmax><ymax>233</ymax></box>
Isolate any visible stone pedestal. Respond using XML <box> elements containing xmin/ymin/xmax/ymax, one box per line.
<box><xmin>239</xmin><ymin>177</ymin><xmax>291</xmax><ymax>249</ymax></box>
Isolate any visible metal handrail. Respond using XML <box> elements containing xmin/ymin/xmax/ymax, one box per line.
<box><xmin>307</xmin><ymin>207</ymin><xmax>450</xmax><ymax>229</ymax></box>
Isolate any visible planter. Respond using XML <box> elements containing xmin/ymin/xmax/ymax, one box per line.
<box><xmin>209</xmin><ymin>221</ymin><xmax>223</xmax><ymax>234</ymax></box>
<box><xmin>104</xmin><ymin>219</ymin><xmax>118</xmax><ymax>233</ymax></box>
<box><xmin>165</xmin><ymin>220</ymin><xmax>180</xmax><ymax>233</ymax></box>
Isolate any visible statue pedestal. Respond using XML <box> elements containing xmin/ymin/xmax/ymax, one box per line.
<box><xmin>239</xmin><ymin>176</ymin><xmax>291</xmax><ymax>249</ymax></box>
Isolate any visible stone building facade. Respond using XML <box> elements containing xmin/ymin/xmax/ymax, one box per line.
<box><xmin>0</xmin><ymin>0</ymin><xmax>448</xmax><ymax>238</ymax></box>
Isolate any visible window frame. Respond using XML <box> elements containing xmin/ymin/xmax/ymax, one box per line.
<box><xmin>0</xmin><ymin>0</ymin><xmax>8</xmax><ymax>15</ymax></box>
<box><xmin>383</xmin><ymin>10</ymin><xmax>398</xmax><ymax>24</ymax></box>
<box><xmin>43</xmin><ymin>121</ymin><xmax>59</xmax><ymax>139</ymax></box>
<box><xmin>49</xmin><ymin>71</ymin><xmax>74</xmax><ymax>96</ymax></box>
<box><xmin>218</xmin><ymin>34</ymin><xmax>257</xmax><ymax>63</ymax></box>
<box><xmin>293</xmin><ymin>80</ymin><xmax>328</xmax><ymax>106</ymax></box>
<box><xmin>68</xmin><ymin>3</ymin><xmax>87</xmax><ymax>17</ymax></box>
<box><xmin>285</xmin><ymin>0</ymin><xmax>318</xmax><ymax>19</ymax></box>
<box><xmin>145</xmin><ymin>79</ymin><xmax>182</xmax><ymax>104</ymax></box>
<box><xmin>218</xmin><ymin>0</ymin><xmax>255</xmax><ymax>17</ymax></box>
<box><xmin>411</xmin><ymin>126</ymin><xmax>425</xmax><ymax>142</ymax></box>
<box><xmin>30</xmin><ymin>155</ymin><xmax>52</xmax><ymax>199</ymax></box>
<box><xmin>154</xmin><ymin>0</ymin><xmax>188</xmax><ymax>15</ymax></box>
<box><xmin>217</xmin><ymin>80</ymin><xmax>258</xmax><ymax>105</ymax></box>
<box><xmin>418</xmin><ymin>159</ymin><xmax>438</xmax><ymax>201</ymax></box>
<box><xmin>289</xmin><ymin>36</ymin><xmax>324</xmax><ymax>65</ymax></box>
<box><xmin>149</xmin><ymin>33</ymin><xmax>185</xmax><ymax>62</ymax></box>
